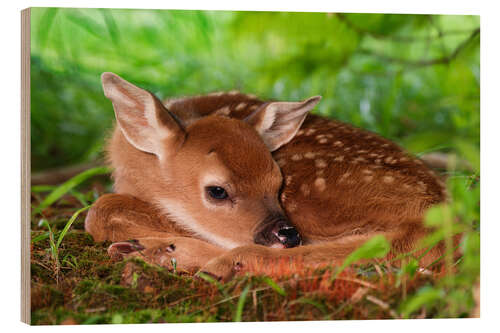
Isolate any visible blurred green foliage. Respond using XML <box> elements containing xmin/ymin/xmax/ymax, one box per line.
<box><xmin>29</xmin><ymin>8</ymin><xmax>481</xmax><ymax>320</ymax></box>
<box><xmin>30</xmin><ymin>8</ymin><xmax>479</xmax><ymax>171</ymax></box>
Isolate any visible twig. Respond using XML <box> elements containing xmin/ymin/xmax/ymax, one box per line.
<box><xmin>366</xmin><ymin>295</ymin><xmax>399</xmax><ymax>318</ymax></box>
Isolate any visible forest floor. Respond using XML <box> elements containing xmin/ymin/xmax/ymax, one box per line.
<box><xmin>29</xmin><ymin>172</ymin><xmax>476</xmax><ymax>324</ymax></box>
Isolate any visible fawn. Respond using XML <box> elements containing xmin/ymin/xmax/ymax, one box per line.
<box><xmin>85</xmin><ymin>72</ymin><xmax>447</xmax><ymax>281</ymax></box>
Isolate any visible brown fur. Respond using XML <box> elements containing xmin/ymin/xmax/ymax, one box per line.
<box><xmin>85</xmin><ymin>73</ymin><xmax>447</xmax><ymax>281</ymax></box>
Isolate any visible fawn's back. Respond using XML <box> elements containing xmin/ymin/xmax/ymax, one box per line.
<box><xmin>101</xmin><ymin>72</ymin><xmax>446</xmax><ymax>257</ymax></box>
<box><xmin>163</xmin><ymin>92</ymin><xmax>447</xmax><ymax>247</ymax></box>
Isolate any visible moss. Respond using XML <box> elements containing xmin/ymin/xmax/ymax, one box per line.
<box><xmin>30</xmin><ymin>179</ymin><xmax>478</xmax><ymax>324</ymax></box>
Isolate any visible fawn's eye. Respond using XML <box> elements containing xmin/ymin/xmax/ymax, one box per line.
<box><xmin>206</xmin><ymin>186</ymin><xmax>229</xmax><ymax>200</ymax></box>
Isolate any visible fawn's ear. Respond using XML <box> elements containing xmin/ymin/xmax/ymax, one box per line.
<box><xmin>101</xmin><ymin>72</ymin><xmax>186</xmax><ymax>158</ymax></box>
<box><xmin>107</xmin><ymin>241</ymin><xmax>145</xmax><ymax>261</ymax></box>
<box><xmin>245</xmin><ymin>96</ymin><xmax>321</xmax><ymax>151</ymax></box>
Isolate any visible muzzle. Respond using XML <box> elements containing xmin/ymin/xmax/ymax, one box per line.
<box><xmin>254</xmin><ymin>214</ymin><xmax>301</xmax><ymax>248</ymax></box>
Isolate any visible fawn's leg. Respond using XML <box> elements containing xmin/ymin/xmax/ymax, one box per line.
<box><xmin>85</xmin><ymin>194</ymin><xmax>227</xmax><ymax>272</ymax></box>
<box><xmin>200</xmin><ymin>228</ymin><xmax>445</xmax><ymax>281</ymax></box>
<box><xmin>107</xmin><ymin>237</ymin><xmax>226</xmax><ymax>273</ymax></box>
<box><xmin>85</xmin><ymin>193</ymin><xmax>193</xmax><ymax>242</ymax></box>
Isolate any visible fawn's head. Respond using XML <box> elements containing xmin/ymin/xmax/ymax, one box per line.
<box><xmin>102</xmin><ymin>72</ymin><xmax>320</xmax><ymax>249</ymax></box>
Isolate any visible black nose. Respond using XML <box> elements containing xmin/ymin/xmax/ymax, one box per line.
<box><xmin>254</xmin><ymin>215</ymin><xmax>302</xmax><ymax>248</ymax></box>
<box><xmin>277</xmin><ymin>226</ymin><xmax>301</xmax><ymax>248</ymax></box>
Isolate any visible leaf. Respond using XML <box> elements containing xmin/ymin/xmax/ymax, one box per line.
<box><xmin>111</xmin><ymin>313</ymin><xmax>123</xmax><ymax>324</ymax></box>
<box><xmin>233</xmin><ymin>283</ymin><xmax>251</xmax><ymax>322</ymax></box>
<box><xmin>454</xmin><ymin>139</ymin><xmax>480</xmax><ymax>172</ymax></box>
<box><xmin>424</xmin><ymin>204</ymin><xmax>451</xmax><ymax>227</ymax></box>
<box><xmin>400</xmin><ymin>286</ymin><xmax>443</xmax><ymax>318</ymax></box>
<box><xmin>402</xmin><ymin>258</ymin><xmax>419</xmax><ymax>279</ymax></box>
<box><xmin>33</xmin><ymin>166</ymin><xmax>111</xmax><ymax>215</ymax></box>
<box><xmin>334</xmin><ymin>235</ymin><xmax>390</xmax><ymax>279</ymax></box>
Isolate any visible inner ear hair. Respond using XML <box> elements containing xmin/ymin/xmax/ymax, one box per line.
<box><xmin>245</xmin><ymin>96</ymin><xmax>321</xmax><ymax>151</ymax></box>
<box><xmin>101</xmin><ymin>72</ymin><xmax>186</xmax><ymax>157</ymax></box>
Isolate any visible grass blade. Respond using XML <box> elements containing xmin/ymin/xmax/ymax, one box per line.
<box><xmin>31</xmin><ymin>232</ymin><xmax>50</xmax><ymax>243</ymax></box>
<box><xmin>33</xmin><ymin>166</ymin><xmax>111</xmax><ymax>215</ymax></box>
<box><xmin>333</xmin><ymin>235</ymin><xmax>390</xmax><ymax>280</ymax></box>
<box><xmin>31</xmin><ymin>185</ymin><xmax>57</xmax><ymax>193</ymax></box>
<box><xmin>288</xmin><ymin>297</ymin><xmax>328</xmax><ymax>316</ymax></box>
<box><xmin>233</xmin><ymin>283</ymin><xmax>251</xmax><ymax>322</ymax></box>
<box><xmin>70</xmin><ymin>189</ymin><xmax>89</xmax><ymax>206</ymax></box>
<box><xmin>99</xmin><ymin>8</ymin><xmax>121</xmax><ymax>47</ymax></box>
<box><xmin>37</xmin><ymin>8</ymin><xmax>59</xmax><ymax>50</ymax></box>
<box><xmin>56</xmin><ymin>205</ymin><xmax>91</xmax><ymax>249</ymax></box>
<box><xmin>64</xmin><ymin>9</ymin><xmax>106</xmax><ymax>40</ymax></box>
<box><xmin>262</xmin><ymin>276</ymin><xmax>286</xmax><ymax>296</ymax></box>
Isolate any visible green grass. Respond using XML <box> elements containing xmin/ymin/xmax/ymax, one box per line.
<box><xmin>29</xmin><ymin>8</ymin><xmax>480</xmax><ymax>324</ymax></box>
<box><xmin>30</xmin><ymin>160</ymin><xmax>479</xmax><ymax>323</ymax></box>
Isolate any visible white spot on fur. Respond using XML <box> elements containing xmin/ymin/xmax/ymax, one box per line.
<box><xmin>333</xmin><ymin>141</ymin><xmax>343</xmax><ymax>147</ymax></box>
<box><xmin>214</xmin><ymin>106</ymin><xmax>231</xmax><ymax>116</ymax></box>
<box><xmin>338</xmin><ymin>172</ymin><xmax>351</xmax><ymax>183</ymax></box>
<box><xmin>383</xmin><ymin>176</ymin><xmax>394</xmax><ymax>183</ymax></box>
<box><xmin>334</xmin><ymin>156</ymin><xmax>344</xmax><ymax>162</ymax></box>
<box><xmin>319</xmin><ymin>138</ymin><xmax>328</xmax><ymax>144</ymax></box>
<box><xmin>228</xmin><ymin>90</ymin><xmax>240</xmax><ymax>95</ymax></box>
<box><xmin>305</xmin><ymin>129</ymin><xmax>317</xmax><ymax>136</ymax></box>
<box><xmin>285</xmin><ymin>176</ymin><xmax>293</xmax><ymax>186</ymax></box>
<box><xmin>314</xmin><ymin>178</ymin><xmax>326</xmax><ymax>192</ymax></box>
<box><xmin>291</xmin><ymin>154</ymin><xmax>303</xmax><ymax>161</ymax></box>
<box><xmin>297</xmin><ymin>129</ymin><xmax>305</xmax><ymax>136</ymax></box>
<box><xmin>235</xmin><ymin>102</ymin><xmax>247</xmax><ymax>111</ymax></box>
<box><xmin>304</xmin><ymin>152</ymin><xmax>316</xmax><ymax>159</ymax></box>
<box><xmin>277</xmin><ymin>158</ymin><xmax>286</xmax><ymax>167</ymax></box>
<box><xmin>315</xmin><ymin>159</ymin><xmax>327</xmax><ymax>168</ymax></box>
<box><xmin>353</xmin><ymin>157</ymin><xmax>366</xmax><ymax>163</ymax></box>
